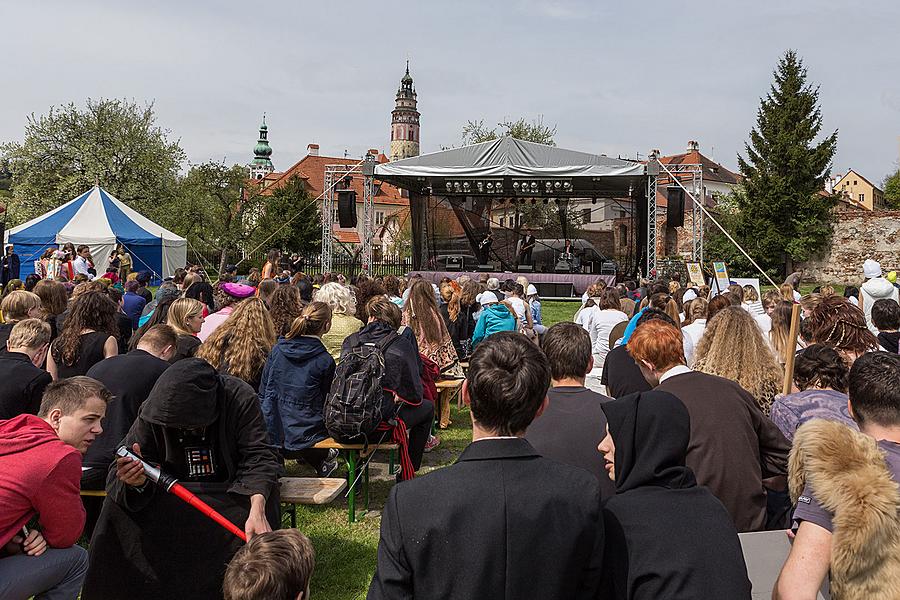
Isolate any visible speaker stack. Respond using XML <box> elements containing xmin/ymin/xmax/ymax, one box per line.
<box><xmin>337</xmin><ymin>191</ymin><xmax>357</xmax><ymax>228</ymax></box>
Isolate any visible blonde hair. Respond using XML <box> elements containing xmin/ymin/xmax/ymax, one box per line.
<box><xmin>819</xmin><ymin>285</ymin><xmax>835</xmax><ymax>298</ymax></box>
<box><xmin>668</xmin><ymin>280</ymin><xmax>681</xmax><ymax>294</ymax></box>
<box><xmin>286</xmin><ymin>301</ymin><xmax>332</xmax><ymax>338</ymax></box>
<box><xmin>166</xmin><ymin>297</ymin><xmax>205</xmax><ymax>337</ymax></box>
<box><xmin>1</xmin><ymin>290</ymin><xmax>42</xmax><ymax>322</ymax></box>
<box><xmin>768</xmin><ymin>301</ymin><xmax>794</xmax><ymax>364</ymax></box>
<box><xmin>693</xmin><ymin>306</ymin><xmax>783</xmax><ymax>414</ymax></box>
<box><xmin>314</xmin><ymin>282</ymin><xmax>356</xmax><ymax>316</ymax></box>
<box><xmin>8</xmin><ymin>318</ymin><xmax>51</xmax><ymax>350</ymax></box>
<box><xmin>742</xmin><ymin>285</ymin><xmax>759</xmax><ymax>302</ymax></box>
<box><xmin>779</xmin><ymin>283</ymin><xmax>795</xmax><ymax>302</ymax></box>
<box><xmin>196</xmin><ymin>298</ymin><xmax>275</xmax><ymax>384</ymax></box>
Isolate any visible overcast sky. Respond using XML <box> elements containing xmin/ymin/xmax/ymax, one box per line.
<box><xmin>3</xmin><ymin>0</ymin><xmax>899</xmax><ymax>181</ymax></box>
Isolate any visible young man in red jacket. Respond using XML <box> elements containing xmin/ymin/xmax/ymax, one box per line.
<box><xmin>0</xmin><ymin>376</ymin><xmax>110</xmax><ymax>599</ymax></box>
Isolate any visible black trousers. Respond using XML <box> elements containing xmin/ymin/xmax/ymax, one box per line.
<box><xmin>397</xmin><ymin>400</ymin><xmax>434</xmax><ymax>471</ymax></box>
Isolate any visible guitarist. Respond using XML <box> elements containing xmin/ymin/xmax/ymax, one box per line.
<box><xmin>518</xmin><ymin>230</ymin><xmax>536</xmax><ymax>267</ymax></box>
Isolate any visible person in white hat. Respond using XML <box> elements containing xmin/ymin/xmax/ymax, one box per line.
<box><xmin>860</xmin><ymin>259</ymin><xmax>899</xmax><ymax>335</ymax></box>
<box><xmin>525</xmin><ymin>284</ymin><xmax>547</xmax><ymax>336</ymax></box>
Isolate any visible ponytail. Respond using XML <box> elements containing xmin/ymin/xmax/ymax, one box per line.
<box><xmin>286</xmin><ymin>301</ymin><xmax>332</xmax><ymax>338</ymax></box>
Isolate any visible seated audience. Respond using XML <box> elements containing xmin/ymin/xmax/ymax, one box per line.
<box><xmin>165</xmin><ymin>297</ymin><xmax>204</xmax><ymax>363</ymax></box>
<box><xmin>769</xmin><ymin>344</ymin><xmax>855</xmax><ymax>442</ymax></box>
<box><xmin>806</xmin><ymin>294</ymin><xmax>879</xmax><ymax>365</ymax></box>
<box><xmin>47</xmin><ymin>291</ymin><xmax>119</xmax><ymax>380</ymax></box>
<box><xmin>525</xmin><ymin>322</ymin><xmax>614</xmax><ymax>498</ymax></box>
<box><xmin>775</xmin><ymin>352</ymin><xmax>900</xmax><ymax>599</ymax></box>
<box><xmin>692</xmin><ymin>306</ymin><xmax>783</xmax><ymax>415</ymax></box>
<box><xmin>629</xmin><ymin>319</ymin><xmax>790</xmax><ymax>531</ymax></box>
<box><xmin>316</xmin><ymin>282</ymin><xmax>363</xmax><ymax>361</ymax></box>
<box><xmin>268</xmin><ymin>284</ymin><xmax>304</xmax><ymax>337</ymax></box>
<box><xmin>83</xmin><ymin>358</ymin><xmax>281</xmax><ymax>600</ymax></box>
<box><xmin>601</xmin><ymin>309</ymin><xmax>674</xmax><ymax>399</ymax></box>
<box><xmin>403</xmin><ymin>279</ymin><xmax>463</xmax><ymax>382</ymax></box>
<box><xmin>471</xmin><ymin>290</ymin><xmax>517</xmax><ymax>347</ymax></box>
<box><xmin>128</xmin><ymin>295</ymin><xmax>177</xmax><ymax>350</ymax></box>
<box><xmin>183</xmin><ymin>272</ymin><xmax>215</xmax><ymax>314</ymax></box>
<box><xmin>680</xmin><ymin>297</ymin><xmax>708</xmax><ymax>355</ymax></box>
<box><xmin>599</xmin><ymin>390</ymin><xmax>752</xmax><ymax>599</ymax></box>
<box><xmin>33</xmin><ymin>279</ymin><xmax>68</xmax><ymax>341</ymax></box>
<box><xmin>224</xmin><ymin>529</ymin><xmax>316</xmax><ymax>600</ymax></box>
<box><xmin>442</xmin><ymin>280</ymin><xmax>480</xmax><ymax>360</ymax></box>
<box><xmin>367</xmin><ymin>332</ymin><xmax>604</xmax><ymax>600</ymax></box>
<box><xmin>0</xmin><ymin>319</ymin><xmax>52</xmax><ymax>419</ymax></box>
<box><xmin>259</xmin><ymin>302</ymin><xmax>338</xmax><ymax>477</ymax></box>
<box><xmin>0</xmin><ymin>289</ymin><xmax>43</xmax><ymax>348</ymax></box>
<box><xmin>122</xmin><ymin>280</ymin><xmax>146</xmax><ymax>329</ymax></box>
<box><xmin>196</xmin><ymin>297</ymin><xmax>276</xmax><ymax>391</ymax></box>
<box><xmin>343</xmin><ymin>297</ymin><xmax>432</xmax><ymax>475</ymax></box>
<box><xmin>871</xmin><ymin>298</ymin><xmax>900</xmax><ymax>353</ymax></box>
<box><xmin>584</xmin><ymin>289</ymin><xmax>629</xmax><ymax>389</ymax></box>
<box><xmin>859</xmin><ymin>258</ymin><xmax>899</xmax><ymax>334</ymax></box>
<box><xmin>0</xmin><ymin>377</ymin><xmax>111</xmax><ymax>600</ymax></box>
<box><xmin>198</xmin><ymin>282</ymin><xmax>255</xmax><ymax>342</ymax></box>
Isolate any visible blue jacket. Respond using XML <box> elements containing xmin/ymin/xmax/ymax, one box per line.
<box><xmin>258</xmin><ymin>335</ymin><xmax>336</xmax><ymax>451</ymax></box>
<box><xmin>122</xmin><ymin>292</ymin><xmax>147</xmax><ymax>329</ymax></box>
<box><xmin>472</xmin><ymin>303</ymin><xmax>518</xmax><ymax>347</ymax></box>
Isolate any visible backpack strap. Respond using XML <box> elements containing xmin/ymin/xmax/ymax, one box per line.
<box><xmin>375</xmin><ymin>331</ymin><xmax>401</xmax><ymax>354</ymax></box>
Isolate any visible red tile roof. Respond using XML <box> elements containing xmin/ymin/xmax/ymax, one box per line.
<box><xmin>333</xmin><ymin>227</ymin><xmax>361</xmax><ymax>244</ymax></box>
<box><xmin>266</xmin><ymin>152</ymin><xmax>409</xmax><ymax>206</ymax></box>
<box><xmin>658</xmin><ymin>150</ymin><xmax>741</xmax><ymax>185</ymax></box>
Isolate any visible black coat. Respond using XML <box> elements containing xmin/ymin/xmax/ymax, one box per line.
<box><xmin>82</xmin><ymin>366</ymin><xmax>280</xmax><ymax>600</ymax></box>
<box><xmin>367</xmin><ymin>438</ymin><xmax>605</xmax><ymax>600</ymax></box>
<box><xmin>83</xmin><ymin>350</ymin><xmax>170</xmax><ymax>471</ymax></box>
<box><xmin>600</xmin><ymin>391</ymin><xmax>751</xmax><ymax>600</ymax></box>
<box><xmin>1</xmin><ymin>252</ymin><xmax>20</xmax><ymax>285</ymax></box>
<box><xmin>0</xmin><ymin>352</ymin><xmax>52</xmax><ymax>420</ymax></box>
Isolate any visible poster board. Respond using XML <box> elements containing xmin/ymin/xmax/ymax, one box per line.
<box><xmin>712</xmin><ymin>261</ymin><xmax>730</xmax><ymax>294</ymax></box>
<box><xmin>711</xmin><ymin>277</ymin><xmax>761</xmax><ymax>299</ymax></box>
<box><xmin>686</xmin><ymin>262</ymin><xmax>706</xmax><ymax>287</ymax></box>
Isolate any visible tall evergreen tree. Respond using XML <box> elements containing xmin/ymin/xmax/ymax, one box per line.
<box><xmin>734</xmin><ymin>50</ymin><xmax>838</xmax><ymax>275</ymax></box>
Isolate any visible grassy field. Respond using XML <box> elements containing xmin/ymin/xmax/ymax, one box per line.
<box><xmin>292</xmin><ymin>300</ymin><xmax>578</xmax><ymax>599</ymax></box>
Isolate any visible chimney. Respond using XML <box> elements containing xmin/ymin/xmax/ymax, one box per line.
<box><xmin>307</xmin><ymin>143</ymin><xmax>319</xmax><ymax>156</ymax></box>
<box><xmin>367</xmin><ymin>148</ymin><xmax>379</xmax><ymax>156</ymax></box>
<box><xmin>687</xmin><ymin>140</ymin><xmax>699</xmax><ymax>153</ymax></box>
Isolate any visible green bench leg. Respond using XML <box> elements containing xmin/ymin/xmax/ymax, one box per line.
<box><xmin>389</xmin><ymin>449</ymin><xmax>396</xmax><ymax>475</ymax></box>
<box><xmin>346</xmin><ymin>450</ymin><xmax>358</xmax><ymax>523</ymax></box>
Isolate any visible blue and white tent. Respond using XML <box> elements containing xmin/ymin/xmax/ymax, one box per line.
<box><xmin>5</xmin><ymin>186</ymin><xmax>187</xmax><ymax>280</ymax></box>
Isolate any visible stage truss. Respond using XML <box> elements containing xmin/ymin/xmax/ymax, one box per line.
<box><xmin>322</xmin><ymin>155</ymin><xmax>377</xmax><ymax>273</ymax></box>
<box><xmin>646</xmin><ymin>155</ymin><xmax>704</xmax><ymax>276</ymax></box>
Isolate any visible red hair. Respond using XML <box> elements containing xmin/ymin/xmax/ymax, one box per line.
<box><xmin>628</xmin><ymin>320</ymin><xmax>685</xmax><ymax>370</ymax></box>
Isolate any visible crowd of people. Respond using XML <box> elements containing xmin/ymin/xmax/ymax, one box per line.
<box><xmin>2</xmin><ymin>244</ymin><xmax>900</xmax><ymax>599</ymax></box>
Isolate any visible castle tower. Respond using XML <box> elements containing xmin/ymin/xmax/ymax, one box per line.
<box><xmin>389</xmin><ymin>62</ymin><xmax>420</xmax><ymax>162</ymax></box>
<box><xmin>250</xmin><ymin>115</ymin><xmax>274</xmax><ymax>180</ymax></box>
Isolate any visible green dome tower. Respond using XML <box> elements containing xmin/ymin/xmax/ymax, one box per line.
<box><xmin>250</xmin><ymin>114</ymin><xmax>274</xmax><ymax>180</ymax></box>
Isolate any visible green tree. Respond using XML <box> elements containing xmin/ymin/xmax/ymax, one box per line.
<box><xmin>884</xmin><ymin>168</ymin><xmax>900</xmax><ymax>209</ymax></box>
<box><xmin>1</xmin><ymin>99</ymin><xmax>185</xmax><ymax>224</ymax></box>
<box><xmin>462</xmin><ymin>116</ymin><xmax>557</xmax><ymax>145</ymax></box>
<box><xmin>161</xmin><ymin>162</ymin><xmax>265</xmax><ymax>274</ymax></box>
<box><xmin>732</xmin><ymin>50</ymin><xmax>838</xmax><ymax>276</ymax></box>
<box><xmin>250</xmin><ymin>176</ymin><xmax>321</xmax><ymax>254</ymax></box>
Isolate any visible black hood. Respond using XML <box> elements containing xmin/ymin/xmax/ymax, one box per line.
<box><xmin>601</xmin><ymin>390</ymin><xmax>696</xmax><ymax>493</ymax></box>
<box><xmin>140</xmin><ymin>358</ymin><xmax>221</xmax><ymax>428</ymax></box>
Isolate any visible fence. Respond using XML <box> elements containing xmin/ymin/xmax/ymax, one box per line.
<box><xmin>187</xmin><ymin>247</ymin><xmax>412</xmax><ymax>278</ymax></box>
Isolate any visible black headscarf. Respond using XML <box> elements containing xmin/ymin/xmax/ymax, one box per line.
<box><xmin>602</xmin><ymin>389</ymin><xmax>695</xmax><ymax>492</ymax></box>
<box><xmin>600</xmin><ymin>391</ymin><xmax>751</xmax><ymax>600</ymax></box>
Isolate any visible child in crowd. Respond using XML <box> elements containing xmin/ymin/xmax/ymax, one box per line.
<box><xmin>223</xmin><ymin>529</ymin><xmax>315</xmax><ymax>600</ymax></box>
<box><xmin>871</xmin><ymin>298</ymin><xmax>900</xmax><ymax>353</ymax></box>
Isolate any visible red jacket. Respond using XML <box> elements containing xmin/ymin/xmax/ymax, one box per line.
<box><xmin>0</xmin><ymin>414</ymin><xmax>85</xmax><ymax>548</ymax></box>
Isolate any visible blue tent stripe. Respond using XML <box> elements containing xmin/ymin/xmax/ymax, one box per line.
<box><xmin>9</xmin><ymin>189</ymin><xmax>93</xmax><ymax>242</ymax></box>
<box><xmin>98</xmin><ymin>189</ymin><xmax>155</xmax><ymax>239</ymax></box>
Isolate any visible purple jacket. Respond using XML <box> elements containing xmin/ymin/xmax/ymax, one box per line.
<box><xmin>769</xmin><ymin>389</ymin><xmax>857</xmax><ymax>443</ymax></box>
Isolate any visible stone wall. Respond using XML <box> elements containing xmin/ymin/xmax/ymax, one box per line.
<box><xmin>799</xmin><ymin>208</ymin><xmax>900</xmax><ymax>283</ymax></box>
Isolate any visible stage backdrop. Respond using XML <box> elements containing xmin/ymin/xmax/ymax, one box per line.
<box><xmin>410</xmin><ymin>271</ymin><xmax>614</xmax><ymax>296</ymax></box>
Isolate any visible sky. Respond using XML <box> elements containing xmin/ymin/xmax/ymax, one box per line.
<box><xmin>3</xmin><ymin>0</ymin><xmax>899</xmax><ymax>182</ymax></box>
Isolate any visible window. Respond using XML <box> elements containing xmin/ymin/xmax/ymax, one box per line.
<box><xmin>619</xmin><ymin>224</ymin><xmax>628</xmax><ymax>243</ymax></box>
<box><xmin>499</xmin><ymin>216</ymin><xmax>506</xmax><ymax>227</ymax></box>
<box><xmin>582</xmin><ymin>208</ymin><xmax>592</xmax><ymax>223</ymax></box>
<box><xmin>859</xmin><ymin>193</ymin><xmax>865</xmax><ymax>203</ymax></box>
<box><xmin>375</xmin><ymin>211</ymin><xmax>385</xmax><ymax>226</ymax></box>
<box><xmin>408</xmin><ymin>130</ymin><xmax>414</xmax><ymax>141</ymax></box>
<box><xmin>854</xmin><ymin>181</ymin><xmax>858</xmax><ymax>185</ymax></box>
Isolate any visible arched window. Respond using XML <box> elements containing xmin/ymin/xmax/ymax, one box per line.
<box><xmin>408</xmin><ymin>129</ymin><xmax>415</xmax><ymax>141</ymax></box>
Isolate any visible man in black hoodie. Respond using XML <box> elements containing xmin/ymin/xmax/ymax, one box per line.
<box><xmin>0</xmin><ymin>319</ymin><xmax>52</xmax><ymax>420</ymax></box>
<box><xmin>872</xmin><ymin>298</ymin><xmax>900</xmax><ymax>353</ymax></box>
<box><xmin>81</xmin><ymin>358</ymin><xmax>280</xmax><ymax>600</ymax></box>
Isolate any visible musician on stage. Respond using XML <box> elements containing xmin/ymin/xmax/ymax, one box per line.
<box><xmin>518</xmin><ymin>230</ymin><xmax>536</xmax><ymax>267</ymax></box>
<box><xmin>478</xmin><ymin>231</ymin><xmax>494</xmax><ymax>265</ymax></box>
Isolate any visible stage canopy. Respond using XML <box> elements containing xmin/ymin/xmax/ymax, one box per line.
<box><xmin>5</xmin><ymin>186</ymin><xmax>187</xmax><ymax>281</ymax></box>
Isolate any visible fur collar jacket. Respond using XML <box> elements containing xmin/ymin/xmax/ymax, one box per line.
<box><xmin>789</xmin><ymin>419</ymin><xmax>900</xmax><ymax>600</ymax></box>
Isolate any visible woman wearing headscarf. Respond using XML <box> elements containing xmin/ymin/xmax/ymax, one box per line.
<box><xmin>598</xmin><ymin>390</ymin><xmax>752</xmax><ymax>600</ymax></box>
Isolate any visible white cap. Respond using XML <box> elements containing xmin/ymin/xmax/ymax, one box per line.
<box><xmin>526</xmin><ymin>284</ymin><xmax>538</xmax><ymax>296</ymax></box>
<box><xmin>480</xmin><ymin>290</ymin><xmax>501</xmax><ymax>305</ymax></box>
<box><xmin>863</xmin><ymin>259</ymin><xmax>882</xmax><ymax>279</ymax></box>
<box><xmin>682</xmin><ymin>289</ymin><xmax>697</xmax><ymax>302</ymax></box>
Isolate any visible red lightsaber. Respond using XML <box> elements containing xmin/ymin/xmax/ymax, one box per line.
<box><xmin>116</xmin><ymin>446</ymin><xmax>247</xmax><ymax>542</ymax></box>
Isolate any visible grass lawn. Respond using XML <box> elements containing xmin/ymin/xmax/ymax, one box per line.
<box><xmin>293</xmin><ymin>300</ymin><xmax>578</xmax><ymax>599</ymax></box>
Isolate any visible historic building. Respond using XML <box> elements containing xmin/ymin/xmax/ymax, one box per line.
<box><xmin>389</xmin><ymin>62</ymin><xmax>420</xmax><ymax>162</ymax></box>
<box><xmin>249</xmin><ymin>115</ymin><xmax>274</xmax><ymax>180</ymax></box>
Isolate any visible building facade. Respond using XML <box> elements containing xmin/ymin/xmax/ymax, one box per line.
<box><xmin>828</xmin><ymin>169</ymin><xmax>885</xmax><ymax>210</ymax></box>
<box><xmin>389</xmin><ymin>62</ymin><xmax>420</xmax><ymax>162</ymax></box>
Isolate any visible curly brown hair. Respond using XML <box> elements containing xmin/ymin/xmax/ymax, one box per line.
<box><xmin>807</xmin><ymin>295</ymin><xmax>879</xmax><ymax>356</ymax></box>
<box><xmin>53</xmin><ymin>291</ymin><xmax>119</xmax><ymax>367</ymax></box>
<box><xmin>196</xmin><ymin>297</ymin><xmax>275</xmax><ymax>385</ymax></box>
<box><xmin>354</xmin><ymin>279</ymin><xmax>387</xmax><ymax>322</ymax></box>
<box><xmin>268</xmin><ymin>285</ymin><xmax>303</xmax><ymax>337</ymax></box>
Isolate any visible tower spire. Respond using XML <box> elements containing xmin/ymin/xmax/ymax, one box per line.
<box><xmin>390</xmin><ymin>62</ymin><xmax>420</xmax><ymax>161</ymax></box>
<box><xmin>250</xmin><ymin>114</ymin><xmax>274</xmax><ymax>180</ymax></box>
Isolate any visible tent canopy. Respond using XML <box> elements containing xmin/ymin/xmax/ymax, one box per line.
<box><xmin>375</xmin><ymin>136</ymin><xmax>646</xmax><ymax>185</ymax></box>
<box><xmin>5</xmin><ymin>186</ymin><xmax>186</xmax><ymax>281</ymax></box>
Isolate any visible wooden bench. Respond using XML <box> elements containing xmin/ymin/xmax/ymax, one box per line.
<box><xmin>80</xmin><ymin>476</ymin><xmax>347</xmax><ymax>528</ymax></box>
<box><xmin>313</xmin><ymin>437</ymin><xmax>399</xmax><ymax>523</ymax></box>
<box><xmin>434</xmin><ymin>378</ymin><xmax>465</xmax><ymax>430</ymax></box>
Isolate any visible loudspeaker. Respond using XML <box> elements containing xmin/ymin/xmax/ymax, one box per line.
<box><xmin>477</xmin><ymin>264</ymin><xmax>494</xmax><ymax>272</ymax></box>
<box><xmin>337</xmin><ymin>191</ymin><xmax>357</xmax><ymax>228</ymax></box>
<box><xmin>666</xmin><ymin>187</ymin><xmax>685</xmax><ymax>228</ymax></box>
<box><xmin>518</xmin><ymin>265</ymin><xmax>533</xmax><ymax>273</ymax></box>
<box><xmin>445</xmin><ymin>255</ymin><xmax>464</xmax><ymax>272</ymax></box>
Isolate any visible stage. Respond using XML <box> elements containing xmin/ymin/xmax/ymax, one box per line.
<box><xmin>409</xmin><ymin>271</ymin><xmax>615</xmax><ymax>296</ymax></box>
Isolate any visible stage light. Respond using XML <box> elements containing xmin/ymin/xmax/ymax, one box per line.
<box><xmin>554</xmin><ymin>181</ymin><xmax>561</xmax><ymax>189</ymax></box>
<box><xmin>445</xmin><ymin>182</ymin><xmax>452</xmax><ymax>192</ymax></box>
<box><xmin>486</xmin><ymin>182</ymin><xmax>494</xmax><ymax>190</ymax></box>
<box><xmin>463</xmin><ymin>182</ymin><xmax>471</xmax><ymax>192</ymax></box>
<box><xmin>545</xmin><ymin>181</ymin><xmax>552</xmax><ymax>191</ymax></box>
<box><xmin>496</xmin><ymin>183</ymin><xmax>503</xmax><ymax>193</ymax></box>
<box><xmin>476</xmin><ymin>182</ymin><xmax>484</xmax><ymax>192</ymax></box>
<box><xmin>591</xmin><ymin>198</ymin><xmax>597</xmax><ymax>204</ymax></box>
<box><xmin>453</xmin><ymin>182</ymin><xmax>461</xmax><ymax>192</ymax></box>
<box><xmin>563</xmin><ymin>182</ymin><xmax>571</xmax><ymax>190</ymax></box>
<box><xmin>513</xmin><ymin>182</ymin><xmax>520</xmax><ymax>190</ymax></box>
<box><xmin>530</xmin><ymin>182</ymin><xmax>538</xmax><ymax>191</ymax></box>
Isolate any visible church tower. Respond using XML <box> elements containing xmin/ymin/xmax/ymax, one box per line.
<box><xmin>250</xmin><ymin>115</ymin><xmax>274</xmax><ymax>180</ymax></box>
<box><xmin>389</xmin><ymin>62</ymin><xmax>420</xmax><ymax>162</ymax></box>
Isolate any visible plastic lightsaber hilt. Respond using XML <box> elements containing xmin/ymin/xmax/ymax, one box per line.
<box><xmin>116</xmin><ymin>445</ymin><xmax>178</xmax><ymax>491</ymax></box>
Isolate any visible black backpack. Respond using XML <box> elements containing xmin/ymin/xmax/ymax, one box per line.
<box><xmin>324</xmin><ymin>332</ymin><xmax>400</xmax><ymax>443</ymax></box>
